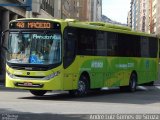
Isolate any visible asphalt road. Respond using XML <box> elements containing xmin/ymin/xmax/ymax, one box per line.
<box><xmin>0</xmin><ymin>85</ymin><xmax>160</xmax><ymax>120</ymax></box>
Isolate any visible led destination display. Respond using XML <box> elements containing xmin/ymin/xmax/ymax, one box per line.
<box><xmin>9</xmin><ymin>20</ymin><xmax>60</xmax><ymax>29</ymax></box>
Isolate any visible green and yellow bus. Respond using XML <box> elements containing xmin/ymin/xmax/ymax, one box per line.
<box><xmin>5</xmin><ymin>18</ymin><xmax>159</xmax><ymax>96</ymax></box>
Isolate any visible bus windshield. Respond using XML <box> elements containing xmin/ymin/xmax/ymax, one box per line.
<box><xmin>7</xmin><ymin>31</ymin><xmax>61</xmax><ymax>65</ymax></box>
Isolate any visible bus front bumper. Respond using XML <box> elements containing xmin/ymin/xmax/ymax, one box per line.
<box><xmin>5</xmin><ymin>73</ymin><xmax>63</xmax><ymax>91</ymax></box>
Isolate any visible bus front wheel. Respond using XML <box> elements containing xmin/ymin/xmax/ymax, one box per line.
<box><xmin>69</xmin><ymin>75</ymin><xmax>89</xmax><ymax>97</ymax></box>
<box><xmin>30</xmin><ymin>90</ymin><xmax>47</xmax><ymax>96</ymax></box>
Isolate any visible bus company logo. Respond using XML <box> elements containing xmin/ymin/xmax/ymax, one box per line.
<box><xmin>91</xmin><ymin>61</ymin><xmax>104</xmax><ymax>68</ymax></box>
<box><xmin>27</xmin><ymin>72</ymin><xmax>30</xmax><ymax>75</ymax></box>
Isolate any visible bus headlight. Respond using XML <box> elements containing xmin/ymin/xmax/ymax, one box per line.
<box><xmin>42</xmin><ymin>71</ymin><xmax>60</xmax><ymax>80</ymax></box>
<box><xmin>6</xmin><ymin>71</ymin><xmax>15</xmax><ymax>78</ymax></box>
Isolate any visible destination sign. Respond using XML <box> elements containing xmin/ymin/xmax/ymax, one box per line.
<box><xmin>9</xmin><ymin>20</ymin><xmax>61</xmax><ymax>29</ymax></box>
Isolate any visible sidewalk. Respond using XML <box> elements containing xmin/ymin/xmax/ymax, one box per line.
<box><xmin>0</xmin><ymin>81</ymin><xmax>5</xmax><ymax>90</ymax></box>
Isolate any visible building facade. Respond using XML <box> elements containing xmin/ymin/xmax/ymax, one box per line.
<box><xmin>127</xmin><ymin>11</ymin><xmax>132</xmax><ymax>27</ymax></box>
<box><xmin>91</xmin><ymin>0</ymin><xmax>102</xmax><ymax>21</ymax></box>
<box><xmin>60</xmin><ymin>0</ymin><xmax>100</xmax><ymax>21</ymax></box>
<box><xmin>146</xmin><ymin>0</ymin><xmax>160</xmax><ymax>35</ymax></box>
<box><xmin>131</xmin><ymin>0</ymin><xmax>138</xmax><ymax>31</ymax></box>
<box><xmin>157</xmin><ymin>0</ymin><xmax>160</xmax><ymax>35</ymax></box>
<box><xmin>131</xmin><ymin>0</ymin><xmax>160</xmax><ymax>35</ymax></box>
<box><xmin>61</xmin><ymin>0</ymin><xmax>80</xmax><ymax>19</ymax></box>
<box><xmin>131</xmin><ymin>0</ymin><xmax>146</xmax><ymax>32</ymax></box>
<box><xmin>79</xmin><ymin>0</ymin><xmax>91</xmax><ymax>21</ymax></box>
<box><xmin>139</xmin><ymin>0</ymin><xmax>146</xmax><ymax>32</ymax></box>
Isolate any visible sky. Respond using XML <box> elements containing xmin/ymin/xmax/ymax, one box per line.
<box><xmin>102</xmin><ymin>0</ymin><xmax>131</xmax><ymax>24</ymax></box>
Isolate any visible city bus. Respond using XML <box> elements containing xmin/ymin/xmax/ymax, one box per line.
<box><xmin>4</xmin><ymin>18</ymin><xmax>159</xmax><ymax>96</ymax></box>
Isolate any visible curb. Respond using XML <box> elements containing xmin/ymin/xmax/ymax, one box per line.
<box><xmin>0</xmin><ymin>83</ymin><xmax>4</xmax><ymax>87</ymax></box>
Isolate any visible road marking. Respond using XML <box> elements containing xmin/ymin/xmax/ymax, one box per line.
<box><xmin>155</xmin><ymin>86</ymin><xmax>160</xmax><ymax>89</ymax></box>
<box><xmin>102</xmin><ymin>87</ymin><xmax>109</xmax><ymax>90</ymax></box>
<box><xmin>138</xmin><ymin>86</ymin><xmax>148</xmax><ymax>90</ymax></box>
<box><xmin>102</xmin><ymin>87</ymin><xmax>119</xmax><ymax>90</ymax></box>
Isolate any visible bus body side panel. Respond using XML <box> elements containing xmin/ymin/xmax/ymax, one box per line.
<box><xmin>70</xmin><ymin>56</ymin><xmax>159</xmax><ymax>90</ymax></box>
<box><xmin>137</xmin><ymin>58</ymin><xmax>158</xmax><ymax>85</ymax></box>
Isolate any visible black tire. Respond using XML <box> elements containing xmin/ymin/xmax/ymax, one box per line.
<box><xmin>30</xmin><ymin>90</ymin><xmax>47</xmax><ymax>96</ymax></box>
<box><xmin>69</xmin><ymin>75</ymin><xmax>89</xmax><ymax>97</ymax></box>
<box><xmin>128</xmin><ymin>73</ymin><xmax>137</xmax><ymax>92</ymax></box>
<box><xmin>120</xmin><ymin>73</ymin><xmax>137</xmax><ymax>92</ymax></box>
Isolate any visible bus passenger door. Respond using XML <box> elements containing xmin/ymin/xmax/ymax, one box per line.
<box><xmin>63</xmin><ymin>27</ymin><xmax>77</xmax><ymax>90</ymax></box>
<box><xmin>91</xmin><ymin>31</ymin><xmax>106</xmax><ymax>88</ymax></box>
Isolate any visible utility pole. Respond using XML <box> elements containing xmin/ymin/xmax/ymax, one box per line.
<box><xmin>0</xmin><ymin>0</ymin><xmax>32</xmax><ymax>18</ymax></box>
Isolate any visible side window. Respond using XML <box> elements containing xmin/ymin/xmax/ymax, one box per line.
<box><xmin>63</xmin><ymin>27</ymin><xmax>77</xmax><ymax>69</ymax></box>
<box><xmin>96</xmin><ymin>31</ymin><xmax>107</xmax><ymax>56</ymax></box>
<box><xmin>141</xmin><ymin>37</ymin><xmax>158</xmax><ymax>58</ymax></box>
<box><xmin>141</xmin><ymin>37</ymin><xmax>150</xmax><ymax>57</ymax></box>
<box><xmin>77</xmin><ymin>29</ymin><xmax>96</xmax><ymax>55</ymax></box>
<box><xmin>132</xmin><ymin>36</ymin><xmax>141</xmax><ymax>57</ymax></box>
<box><xmin>107</xmin><ymin>32</ymin><xmax>118</xmax><ymax>56</ymax></box>
<box><xmin>118</xmin><ymin>34</ymin><xmax>141</xmax><ymax>57</ymax></box>
<box><xmin>118</xmin><ymin>34</ymin><xmax>129</xmax><ymax>56</ymax></box>
<box><xmin>149</xmin><ymin>37</ymin><xmax>158</xmax><ymax>58</ymax></box>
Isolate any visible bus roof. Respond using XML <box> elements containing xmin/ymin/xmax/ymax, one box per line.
<box><xmin>10</xmin><ymin>18</ymin><xmax>157</xmax><ymax>38</ymax></box>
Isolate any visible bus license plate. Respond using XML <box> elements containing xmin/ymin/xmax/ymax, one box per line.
<box><xmin>23</xmin><ymin>82</ymin><xmax>33</xmax><ymax>87</ymax></box>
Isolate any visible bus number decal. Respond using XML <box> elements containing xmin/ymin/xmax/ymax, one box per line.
<box><xmin>91</xmin><ymin>61</ymin><xmax>104</xmax><ymax>68</ymax></box>
<box><xmin>16</xmin><ymin>22</ymin><xmax>25</xmax><ymax>28</ymax></box>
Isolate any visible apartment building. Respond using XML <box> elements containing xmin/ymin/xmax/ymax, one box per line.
<box><xmin>79</xmin><ymin>0</ymin><xmax>91</xmax><ymax>21</ymax></box>
<box><xmin>61</xmin><ymin>0</ymin><xmax>101</xmax><ymax>21</ymax></box>
<box><xmin>149</xmin><ymin>0</ymin><xmax>160</xmax><ymax>35</ymax></box>
<box><xmin>131</xmin><ymin>0</ymin><xmax>146</xmax><ymax>32</ymax></box>
<box><xmin>139</xmin><ymin>0</ymin><xmax>146</xmax><ymax>32</ymax></box>
<box><xmin>131</xmin><ymin>0</ymin><xmax>139</xmax><ymax>31</ymax></box>
<box><xmin>91</xmin><ymin>0</ymin><xmax>102</xmax><ymax>21</ymax></box>
<box><xmin>131</xmin><ymin>0</ymin><xmax>160</xmax><ymax>35</ymax></box>
<box><xmin>127</xmin><ymin>11</ymin><xmax>132</xmax><ymax>27</ymax></box>
<box><xmin>127</xmin><ymin>0</ymin><xmax>133</xmax><ymax>27</ymax></box>
<box><xmin>146</xmin><ymin>0</ymin><xmax>157</xmax><ymax>34</ymax></box>
<box><xmin>157</xmin><ymin>0</ymin><xmax>160</xmax><ymax>35</ymax></box>
<box><xmin>61</xmin><ymin>0</ymin><xmax>80</xmax><ymax>19</ymax></box>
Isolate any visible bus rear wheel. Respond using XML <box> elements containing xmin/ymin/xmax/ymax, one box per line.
<box><xmin>69</xmin><ymin>75</ymin><xmax>89</xmax><ymax>97</ymax></box>
<box><xmin>128</xmin><ymin>73</ymin><xmax>137</xmax><ymax>92</ymax></box>
<box><xmin>120</xmin><ymin>73</ymin><xmax>137</xmax><ymax>92</ymax></box>
<box><xmin>30</xmin><ymin>90</ymin><xmax>47</xmax><ymax>96</ymax></box>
